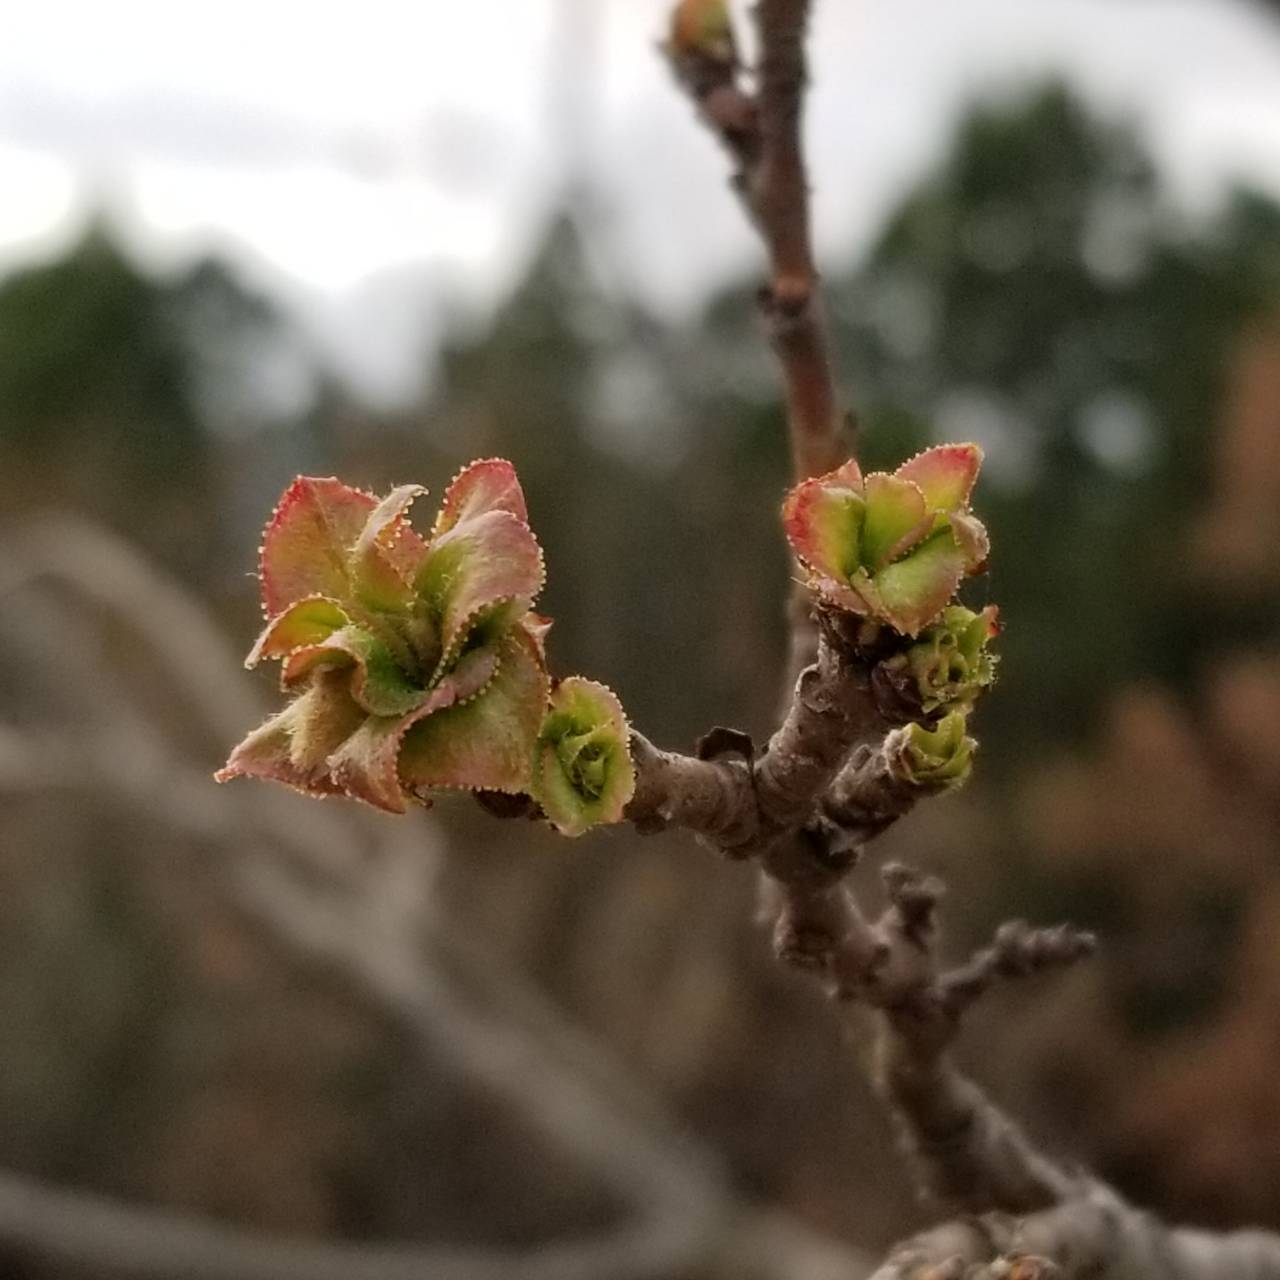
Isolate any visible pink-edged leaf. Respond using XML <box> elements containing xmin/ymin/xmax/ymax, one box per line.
<box><xmin>215</xmin><ymin>669</ymin><xmax>364</xmax><ymax>797</ymax></box>
<box><xmin>894</xmin><ymin>444</ymin><xmax>983</xmax><ymax>514</ymax></box>
<box><xmin>519</xmin><ymin>611</ymin><xmax>553</xmax><ymax>662</ymax></box>
<box><xmin>398</xmin><ymin>629</ymin><xmax>549</xmax><ymax>797</ymax></box>
<box><xmin>809</xmin><ymin>569</ymin><xmax>879</xmax><ymax>616</ymax></box>
<box><xmin>350</xmin><ymin>484</ymin><xmax>429</xmax><ymax>610</ymax></box>
<box><xmin>416</xmin><ymin>509</ymin><xmax>544</xmax><ymax>677</ymax></box>
<box><xmin>434</xmin><ymin>458</ymin><xmax>529</xmax><ymax>536</ymax></box>
<box><xmin>246</xmin><ymin>596</ymin><xmax>351</xmax><ymax>668</ymax></box>
<box><xmin>825</xmin><ymin>457</ymin><xmax>864</xmax><ymax>488</ymax></box>
<box><xmin>949</xmin><ymin>510</ymin><xmax>990</xmax><ymax>571</ymax></box>
<box><xmin>782</xmin><ymin>460</ymin><xmax>866</xmax><ymax>582</ymax></box>
<box><xmin>871</xmin><ymin>527</ymin><xmax>967</xmax><ymax>636</ymax></box>
<box><xmin>860</xmin><ymin>473</ymin><xmax>930</xmax><ymax>569</ymax></box>
<box><xmin>532</xmin><ymin>678</ymin><xmax>635</xmax><ymax>838</ymax></box>
<box><xmin>282</xmin><ymin>625</ymin><xmax>425</xmax><ymax>718</ymax></box>
<box><xmin>258</xmin><ymin>476</ymin><xmax>376</xmax><ymax>616</ymax></box>
<box><xmin>326</xmin><ymin>644</ymin><xmax>501</xmax><ymax>814</ymax></box>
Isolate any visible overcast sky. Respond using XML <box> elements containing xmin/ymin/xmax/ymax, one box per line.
<box><xmin>4</xmin><ymin>0</ymin><xmax>1280</xmax><ymax>400</ymax></box>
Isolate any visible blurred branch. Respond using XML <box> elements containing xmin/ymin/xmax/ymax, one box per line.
<box><xmin>0</xmin><ymin>515</ymin><xmax>260</xmax><ymax>743</ymax></box>
<box><xmin>0</xmin><ymin>518</ymin><xmax>875</xmax><ymax>1280</ymax></box>
<box><xmin>0</xmin><ymin>1165</ymin><xmax>702</xmax><ymax>1280</ymax></box>
<box><xmin>649</xmin><ymin>20</ymin><xmax>1280</xmax><ymax>1259</ymax></box>
<box><xmin>0</xmin><ymin>518</ymin><xmax>421</xmax><ymax>881</ymax></box>
<box><xmin>0</xmin><ymin>726</ymin><xmax>873</xmax><ymax>1280</ymax></box>
<box><xmin>0</xmin><ymin>1157</ymin><xmax>870</xmax><ymax>1280</ymax></box>
<box><xmin>868</xmin><ymin>1184</ymin><xmax>1280</xmax><ymax>1280</ymax></box>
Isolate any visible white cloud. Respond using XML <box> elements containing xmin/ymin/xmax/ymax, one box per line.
<box><xmin>2</xmin><ymin>0</ymin><xmax>1280</xmax><ymax>396</ymax></box>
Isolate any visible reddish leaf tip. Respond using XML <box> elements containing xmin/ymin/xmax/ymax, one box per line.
<box><xmin>434</xmin><ymin>457</ymin><xmax>529</xmax><ymax>537</ymax></box>
<box><xmin>257</xmin><ymin>475</ymin><xmax>377</xmax><ymax>618</ymax></box>
<box><xmin>894</xmin><ymin>443</ymin><xmax>983</xmax><ymax>513</ymax></box>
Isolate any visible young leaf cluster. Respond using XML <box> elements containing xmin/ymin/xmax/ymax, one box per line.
<box><xmin>217</xmin><ymin>460</ymin><xmax>634</xmax><ymax>834</ymax></box>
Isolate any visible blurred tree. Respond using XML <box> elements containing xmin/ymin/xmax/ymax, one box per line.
<box><xmin>802</xmin><ymin>82</ymin><xmax>1280</xmax><ymax>1227</ymax></box>
<box><xmin>0</xmin><ymin>223</ymin><xmax>306</xmax><ymax>578</ymax></box>
<box><xmin>407</xmin><ymin>213</ymin><xmax>793</xmax><ymax>744</ymax></box>
<box><xmin>4</xmin><ymin>72</ymin><xmax>1280</xmax><ymax>1264</ymax></box>
<box><xmin>824</xmin><ymin>83</ymin><xmax>1280</xmax><ymax>754</ymax></box>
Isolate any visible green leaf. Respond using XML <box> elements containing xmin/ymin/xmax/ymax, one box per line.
<box><xmin>871</xmin><ymin>526</ymin><xmax>967</xmax><ymax>636</ymax></box>
<box><xmin>893</xmin><ymin>711</ymin><xmax>975</xmax><ymax>788</ymax></box>
<box><xmin>531</xmin><ymin>678</ymin><xmax>635</xmax><ymax>837</ymax></box>
<box><xmin>224</xmin><ymin>460</ymin><xmax>568</xmax><ymax>814</ymax></box>
<box><xmin>896</xmin><ymin>604</ymin><xmax>1000</xmax><ymax>712</ymax></box>
<box><xmin>781</xmin><ymin>448</ymin><xmax>990</xmax><ymax>632</ymax></box>
<box><xmin>782</xmin><ymin>459</ymin><xmax>866</xmax><ymax>582</ymax></box>
<box><xmin>325</xmin><ymin>644</ymin><xmax>500</xmax><ymax>813</ymax></box>
<box><xmin>949</xmin><ymin>510</ymin><xmax>990</xmax><ymax>571</ymax></box>
<box><xmin>416</xmin><ymin>509</ymin><xmax>544</xmax><ymax>679</ymax></box>
<box><xmin>349</xmin><ymin>483</ymin><xmax>428</xmax><ymax>611</ymax></box>
<box><xmin>398</xmin><ymin>629</ymin><xmax>550</xmax><ymax>797</ymax></box>
<box><xmin>246</xmin><ymin>596</ymin><xmax>351</xmax><ymax>668</ymax></box>
<box><xmin>860</xmin><ymin>473</ymin><xmax>930</xmax><ymax>569</ymax></box>
<box><xmin>281</xmin><ymin>624</ymin><xmax>425</xmax><ymax>718</ymax></box>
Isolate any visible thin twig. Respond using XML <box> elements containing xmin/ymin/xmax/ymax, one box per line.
<box><xmin>669</xmin><ymin>0</ymin><xmax>845</xmax><ymax>483</ymax></box>
<box><xmin>667</xmin><ymin>0</ymin><xmax>846</xmax><ymax>690</ymax></box>
<box><xmin>751</xmin><ymin>0</ymin><xmax>845</xmax><ymax>483</ymax></box>
<box><xmin>870</xmin><ymin>1181</ymin><xmax>1280</xmax><ymax>1280</ymax></box>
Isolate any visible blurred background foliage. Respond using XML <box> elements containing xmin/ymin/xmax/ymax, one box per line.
<box><xmin>2</xmin><ymin>75</ymin><xmax>1280</xmax><ymax>1272</ymax></box>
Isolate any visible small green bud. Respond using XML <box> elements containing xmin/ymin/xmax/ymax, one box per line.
<box><xmin>532</xmin><ymin>679</ymin><xmax>635</xmax><ymax>837</ymax></box>
<box><xmin>890</xmin><ymin>712</ymin><xmax>975</xmax><ymax>789</ymax></box>
<box><xmin>891</xmin><ymin>604</ymin><xmax>999</xmax><ymax>714</ymax></box>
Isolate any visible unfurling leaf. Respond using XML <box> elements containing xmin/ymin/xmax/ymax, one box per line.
<box><xmin>398</xmin><ymin>631</ymin><xmax>549</xmax><ymax>800</ymax></box>
<box><xmin>219</xmin><ymin>459</ymin><xmax>553</xmax><ymax>814</ymax></box>
<box><xmin>882</xmin><ymin>604</ymin><xmax>1000</xmax><ymax>714</ymax></box>
<box><xmin>888</xmin><ymin>712</ymin><xmax>976</xmax><ymax>789</ymax></box>
<box><xmin>531</xmin><ymin>678</ymin><xmax>636</xmax><ymax>837</ymax></box>
<box><xmin>782</xmin><ymin>444</ymin><xmax>988</xmax><ymax>636</ymax></box>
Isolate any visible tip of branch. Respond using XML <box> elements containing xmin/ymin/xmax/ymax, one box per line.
<box><xmin>667</xmin><ymin>0</ymin><xmax>738</xmax><ymax>67</ymax></box>
<box><xmin>941</xmin><ymin>920</ymin><xmax>1097</xmax><ymax>1016</ymax></box>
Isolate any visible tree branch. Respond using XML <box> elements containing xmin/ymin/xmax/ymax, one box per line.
<box><xmin>667</xmin><ymin>0</ymin><xmax>846</xmax><ymax>686</ymax></box>
<box><xmin>870</xmin><ymin>1183</ymin><xmax>1280</xmax><ymax>1280</ymax></box>
<box><xmin>625</xmin><ymin>615</ymin><xmax>895</xmax><ymax>854</ymax></box>
<box><xmin>0</xmin><ymin>721</ymin><xmax>879</xmax><ymax>1280</ymax></box>
<box><xmin>751</xmin><ymin>0</ymin><xmax>845</xmax><ymax>484</ymax></box>
<box><xmin>0</xmin><ymin>518</ymin><xmax>880</xmax><ymax>1280</ymax></box>
<box><xmin>0</xmin><ymin>1166</ymin><xmax>710</xmax><ymax>1280</ymax></box>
